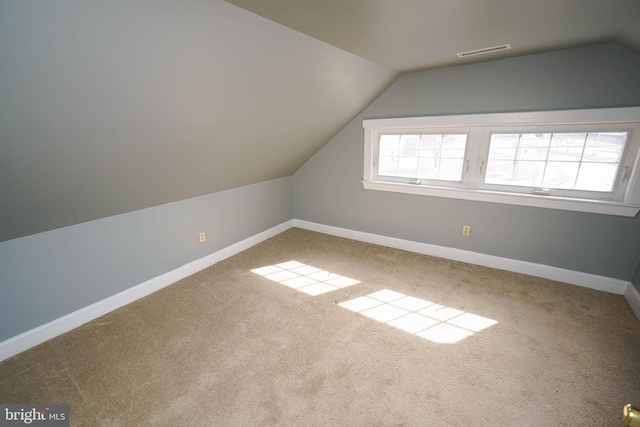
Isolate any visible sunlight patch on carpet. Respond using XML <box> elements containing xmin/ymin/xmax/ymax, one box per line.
<box><xmin>339</xmin><ymin>289</ymin><xmax>498</xmax><ymax>343</ymax></box>
<box><xmin>251</xmin><ymin>261</ymin><xmax>360</xmax><ymax>296</ymax></box>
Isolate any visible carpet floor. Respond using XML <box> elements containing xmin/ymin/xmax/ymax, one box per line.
<box><xmin>1</xmin><ymin>228</ymin><xmax>639</xmax><ymax>426</ymax></box>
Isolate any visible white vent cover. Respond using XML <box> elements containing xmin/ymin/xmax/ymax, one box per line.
<box><xmin>457</xmin><ymin>44</ymin><xmax>511</xmax><ymax>58</ymax></box>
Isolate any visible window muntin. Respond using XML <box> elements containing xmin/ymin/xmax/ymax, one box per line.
<box><xmin>362</xmin><ymin>108</ymin><xmax>640</xmax><ymax>216</ymax></box>
<box><xmin>484</xmin><ymin>131</ymin><xmax>628</xmax><ymax>194</ymax></box>
<box><xmin>377</xmin><ymin>133</ymin><xmax>468</xmax><ymax>182</ymax></box>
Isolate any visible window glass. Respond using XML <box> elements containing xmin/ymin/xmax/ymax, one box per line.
<box><xmin>378</xmin><ymin>134</ymin><xmax>467</xmax><ymax>181</ymax></box>
<box><xmin>485</xmin><ymin>132</ymin><xmax>628</xmax><ymax>192</ymax></box>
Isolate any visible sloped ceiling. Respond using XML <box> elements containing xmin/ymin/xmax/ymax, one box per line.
<box><xmin>0</xmin><ymin>0</ymin><xmax>396</xmax><ymax>242</ymax></box>
<box><xmin>2</xmin><ymin>1</ymin><xmax>640</xmax><ymax>242</ymax></box>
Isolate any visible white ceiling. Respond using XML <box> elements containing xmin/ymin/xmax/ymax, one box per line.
<box><xmin>224</xmin><ymin>0</ymin><xmax>640</xmax><ymax>72</ymax></box>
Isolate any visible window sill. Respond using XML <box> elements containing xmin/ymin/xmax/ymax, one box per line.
<box><xmin>362</xmin><ymin>180</ymin><xmax>640</xmax><ymax>217</ymax></box>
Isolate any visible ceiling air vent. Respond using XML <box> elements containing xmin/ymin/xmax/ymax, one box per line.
<box><xmin>457</xmin><ymin>44</ymin><xmax>511</xmax><ymax>58</ymax></box>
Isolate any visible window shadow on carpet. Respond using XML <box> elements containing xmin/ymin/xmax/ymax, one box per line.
<box><xmin>251</xmin><ymin>261</ymin><xmax>360</xmax><ymax>296</ymax></box>
<box><xmin>339</xmin><ymin>289</ymin><xmax>498</xmax><ymax>344</ymax></box>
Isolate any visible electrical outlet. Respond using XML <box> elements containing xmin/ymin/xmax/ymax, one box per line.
<box><xmin>199</xmin><ymin>232</ymin><xmax>206</xmax><ymax>243</ymax></box>
<box><xmin>462</xmin><ymin>225</ymin><xmax>471</xmax><ymax>236</ymax></box>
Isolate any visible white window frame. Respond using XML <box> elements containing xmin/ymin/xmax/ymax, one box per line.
<box><xmin>363</xmin><ymin>107</ymin><xmax>640</xmax><ymax>217</ymax></box>
<box><xmin>374</xmin><ymin>129</ymin><xmax>478</xmax><ymax>188</ymax></box>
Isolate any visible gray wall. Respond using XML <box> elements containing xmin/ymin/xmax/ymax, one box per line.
<box><xmin>293</xmin><ymin>44</ymin><xmax>640</xmax><ymax>282</ymax></box>
<box><xmin>0</xmin><ymin>177</ymin><xmax>292</xmax><ymax>342</ymax></box>
<box><xmin>633</xmin><ymin>260</ymin><xmax>640</xmax><ymax>293</ymax></box>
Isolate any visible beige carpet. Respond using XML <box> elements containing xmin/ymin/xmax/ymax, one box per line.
<box><xmin>1</xmin><ymin>228</ymin><xmax>639</xmax><ymax>426</ymax></box>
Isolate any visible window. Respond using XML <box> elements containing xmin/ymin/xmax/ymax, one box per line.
<box><xmin>363</xmin><ymin>108</ymin><xmax>640</xmax><ymax>216</ymax></box>
<box><xmin>484</xmin><ymin>132</ymin><xmax>627</xmax><ymax>191</ymax></box>
<box><xmin>377</xmin><ymin>132</ymin><xmax>468</xmax><ymax>185</ymax></box>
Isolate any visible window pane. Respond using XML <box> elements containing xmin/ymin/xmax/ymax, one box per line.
<box><xmin>380</xmin><ymin>135</ymin><xmax>400</xmax><ymax>156</ymax></box>
<box><xmin>439</xmin><ymin>159</ymin><xmax>464</xmax><ymax>180</ymax></box>
<box><xmin>398</xmin><ymin>135</ymin><xmax>420</xmax><ymax>177</ymax></box>
<box><xmin>488</xmin><ymin>134</ymin><xmax>519</xmax><ymax>160</ymax></box>
<box><xmin>378</xmin><ymin>133</ymin><xmax>467</xmax><ymax>182</ymax></box>
<box><xmin>513</xmin><ymin>161</ymin><xmax>544</xmax><ymax>187</ymax></box>
<box><xmin>519</xmin><ymin>134</ymin><xmax>551</xmax><ymax>160</ymax></box>
<box><xmin>400</xmin><ymin>135</ymin><xmax>420</xmax><ymax>156</ymax></box>
<box><xmin>419</xmin><ymin>134</ymin><xmax>442</xmax><ymax>157</ymax></box>
<box><xmin>542</xmin><ymin>162</ymin><xmax>579</xmax><ymax>189</ymax></box>
<box><xmin>379</xmin><ymin>135</ymin><xmax>400</xmax><ymax>176</ymax></box>
<box><xmin>379</xmin><ymin>157</ymin><xmax>398</xmax><ymax>176</ymax></box>
<box><xmin>397</xmin><ymin>156</ymin><xmax>419</xmax><ymax>177</ymax></box>
<box><xmin>575</xmin><ymin>163</ymin><xmax>618</xmax><ymax>192</ymax></box>
<box><xmin>417</xmin><ymin>158</ymin><xmax>439</xmax><ymax>179</ymax></box>
<box><xmin>441</xmin><ymin>134</ymin><xmax>467</xmax><ymax>158</ymax></box>
<box><xmin>548</xmin><ymin>133</ymin><xmax>586</xmax><ymax>161</ymax></box>
<box><xmin>583</xmin><ymin>132</ymin><xmax>625</xmax><ymax>162</ymax></box>
<box><xmin>485</xmin><ymin>160</ymin><xmax>515</xmax><ymax>185</ymax></box>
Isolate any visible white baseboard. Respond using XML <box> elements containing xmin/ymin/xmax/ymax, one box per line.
<box><xmin>0</xmin><ymin>220</ymin><xmax>294</xmax><ymax>362</ymax></box>
<box><xmin>625</xmin><ymin>283</ymin><xmax>640</xmax><ymax>322</ymax></box>
<box><xmin>293</xmin><ymin>219</ymin><xmax>630</xmax><ymax>295</ymax></box>
<box><xmin>1</xmin><ymin>218</ymin><xmax>634</xmax><ymax>362</ymax></box>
